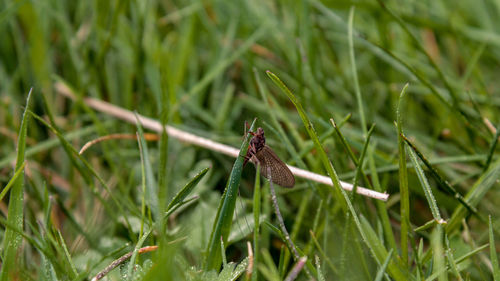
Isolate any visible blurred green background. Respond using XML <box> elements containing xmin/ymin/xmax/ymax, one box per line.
<box><xmin>1</xmin><ymin>0</ymin><xmax>499</xmax><ymax>280</ymax></box>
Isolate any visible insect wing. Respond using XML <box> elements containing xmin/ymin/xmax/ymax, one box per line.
<box><xmin>255</xmin><ymin>145</ymin><xmax>295</xmax><ymax>188</ymax></box>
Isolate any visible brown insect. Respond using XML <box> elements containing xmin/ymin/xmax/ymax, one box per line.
<box><xmin>244</xmin><ymin>127</ymin><xmax>295</xmax><ymax>188</ymax></box>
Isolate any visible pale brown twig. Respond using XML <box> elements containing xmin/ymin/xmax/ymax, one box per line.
<box><xmin>55</xmin><ymin>81</ymin><xmax>389</xmax><ymax>201</ymax></box>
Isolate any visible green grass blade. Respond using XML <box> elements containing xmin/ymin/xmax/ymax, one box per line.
<box><xmin>425</xmin><ymin>243</ymin><xmax>490</xmax><ymax>281</ymax></box>
<box><xmin>28</xmin><ymin>111</ymin><xmax>135</xmax><ymax>242</ymax></box>
<box><xmin>157</xmin><ymin>118</ymin><xmax>170</xmax><ymax>225</ymax></box>
<box><xmin>135</xmin><ymin>113</ymin><xmax>159</xmax><ymax>220</ymax></box>
<box><xmin>359</xmin><ymin>216</ymin><xmax>408</xmax><ymax>281</ymax></box>
<box><xmin>375</xmin><ymin>249</ymin><xmax>393</xmax><ymax>281</ymax></box>
<box><xmin>260</xmin><ymin>249</ymin><xmax>280</xmax><ymax>281</ymax></box>
<box><xmin>138</xmin><ymin>130</ymin><xmax>148</xmax><ymax>238</ymax></box>
<box><xmin>253</xmin><ymin>68</ymin><xmax>306</xmax><ymax>172</ymax></box>
<box><xmin>431</xmin><ymin>225</ymin><xmax>446</xmax><ymax>281</ymax></box>
<box><xmin>396</xmin><ymin>84</ymin><xmax>410</xmax><ymax>266</ymax></box>
<box><xmin>127</xmin><ymin>228</ymin><xmax>153</xmax><ymax>281</ymax></box>
<box><xmin>278</xmin><ymin>244</ymin><xmax>286</xmax><ymax>279</ymax></box>
<box><xmin>204</xmin><ymin>119</ymin><xmax>256</xmax><ymax>270</ymax></box>
<box><xmin>330</xmin><ymin>118</ymin><xmax>377</xmax><ymax>201</ymax></box>
<box><xmin>0</xmin><ymin>123</ymin><xmax>106</xmax><ymax>170</ymax></box>
<box><xmin>252</xmin><ymin>164</ymin><xmax>261</xmax><ymax>281</ymax></box>
<box><xmin>446</xmin><ymin>156</ymin><xmax>500</xmax><ymax>233</ymax></box>
<box><xmin>164</xmin><ymin>196</ymin><xmax>199</xmax><ymax>219</ymax></box>
<box><xmin>489</xmin><ymin>216</ymin><xmax>500</xmax><ymax>280</ymax></box>
<box><xmin>407</xmin><ymin>147</ymin><xmax>443</xmax><ymax>221</ymax></box>
<box><xmin>310</xmin><ymin>230</ymin><xmax>337</xmax><ymax>275</ymax></box>
<box><xmin>255</xmin><ymin>67</ymin><xmax>313</xmax><ymax>271</ymax></box>
<box><xmin>0</xmin><ymin>88</ymin><xmax>32</xmax><ymax>281</ymax></box>
<box><xmin>166</xmin><ymin>167</ymin><xmax>209</xmax><ymax>213</ymax></box>
<box><xmin>186</xmin><ymin>23</ymin><xmax>268</xmax><ymax>100</ymax></box>
<box><xmin>315</xmin><ymin>256</ymin><xmax>326</xmax><ymax>281</ymax></box>
<box><xmin>348</xmin><ymin>7</ymin><xmax>367</xmax><ymax>138</ymax></box>
<box><xmin>351</xmin><ymin>124</ymin><xmax>376</xmax><ymax>201</ymax></box>
<box><xmin>444</xmin><ymin>235</ymin><xmax>463</xmax><ymax>281</ymax></box>
<box><xmin>368</xmin><ymin>144</ymin><xmax>398</xmax><ymax>252</ymax></box>
<box><xmin>455</xmin><ymin>243</ymin><xmax>489</xmax><ymax>264</ymax></box>
<box><xmin>402</xmin><ymin>135</ymin><xmax>480</xmax><ymax>217</ymax></box>
<box><xmin>484</xmin><ymin>122</ymin><xmax>500</xmax><ymax>172</ymax></box>
<box><xmin>376</xmin><ymin>1</ymin><xmax>457</xmax><ymax>99</ymax></box>
<box><xmin>0</xmin><ymin>161</ymin><xmax>26</xmax><ymax>201</ymax></box>
<box><xmin>266</xmin><ymin>70</ymin><xmax>344</xmax><ymax>206</ymax></box>
<box><xmin>267</xmin><ymin>71</ymin><xmax>409</xmax><ymax>280</ymax></box>
<box><xmin>55</xmin><ymin>230</ymin><xmax>78</xmax><ymax>279</ymax></box>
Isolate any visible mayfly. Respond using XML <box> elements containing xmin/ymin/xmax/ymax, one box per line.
<box><xmin>244</xmin><ymin>127</ymin><xmax>295</xmax><ymax>188</ymax></box>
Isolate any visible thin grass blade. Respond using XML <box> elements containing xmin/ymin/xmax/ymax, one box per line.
<box><xmin>0</xmin><ymin>161</ymin><xmax>26</xmax><ymax>201</ymax></box>
<box><xmin>204</xmin><ymin>119</ymin><xmax>256</xmax><ymax>270</ymax></box>
<box><xmin>252</xmin><ymin>164</ymin><xmax>261</xmax><ymax>281</ymax></box>
<box><xmin>431</xmin><ymin>225</ymin><xmax>446</xmax><ymax>281</ymax></box>
<box><xmin>396</xmin><ymin>84</ymin><xmax>410</xmax><ymax>266</ymax></box>
<box><xmin>266</xmin><ymin>70</ymin><xmax>344</xmax><ymax>206</ymax></box>
<box><xmin>135</xmin><ymin>114</ymin><xmax>159</xmax><ymax>220</ymax></box>
<box><xmin>348</xmin><ymin>7</ymin><xmax>367</xmax><ymax>138</ymax></box>
<box><xmin>166</xmin><ymin>167</ymin><xmax>209</xmax><ymax>213</ymax></box>
<box><xmin>374</xmin><ymin>249</ymin><xmax>394</xmax><ymax>281</ymax></box>
<box><xmin>359</xmin><ymin>216</ymin><xmax>408</xmax><ymax>281</ymax></box>
<box><xmin>446</xmin><ymin>156</ymin><xmax>500</xmax><ymax>233</ymax></box>
<box><xmin>267</xmin><ymin>71</ymin><xmax>408</xmax><ymax>280</ymax></box>
<box><xmin>407</xmin><ymin>147</ymin><xmax>443</xmax><ymax>222</ymax></box>
<box><xmin>489</xmin><ymin>216</ymin><xmax>500</xmax><ymax>280</ymax></box>
<box><xmin>28</xmin><ymin>111</ymin><xmax>135</xmax><ymax>242</ymax></box>
<box><xmin>368</xmin><ymin>144</ymin><xmax>398</xmax><ymax>252</ymax></box>
<box><xmin>402</xmin><ymin>134</ymin><xmax>479</xmax><ymax>217</ymax></box>
<box><xmin>0</xmin><ymin>89</ymin><xmax>32</xmax><ymax>281</ymax></box>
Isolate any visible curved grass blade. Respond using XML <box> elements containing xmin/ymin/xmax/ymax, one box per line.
<box><xmin>359</xmin><ymin>216</ymin><xmax>408</xmax><ymax>281</ymax></box>
<box><xmin>313</xmin><ymin>0</ymin><xmax>485</xmax><ymax>136</ymax></box>
<box><xmin>397</xmin><ymin>84</ymin><xmax>410</xmax><ymax>266</ymax></box>
<box><xmin>0</xmin><ymin>89</ymin><xmax>32</xmax><ymax>281</ymax></box>
<box><xmin>431</xmin><ymin>225</ymin><xmax>445</xmax><ymax>281</ymax></box>
<box><xmin>368</xmin><ymin>144</ymin><xmax>398</xmax><ymax>252</ymax></box>
<box><xmin>166</xmin><ymin>167</ymin><xmax>209</xmax><ymax>213</ymax></box>
<box><xmin>204</xmin><ymin>119</ymin><xmax>257</xmax><ymax>270</ymax></box>
<box><xmin>135</xmin><ymin>114</ymin><xmax>159</xmax><ymax>220</ymax></box>
<box><xmin>266</xmin><ymin>70</ymin><xmax>344</xmax><ymax>205</ymax></box>
<box><xmin>267</xmin><ymin>71</ymin><xmax>409</xmax><ymax>281</ymax></box>
<box><xmin>489</xmin><ymin>216</ymin><xmax>500</xmax><ymax>280</ymax></box>
<box><xmin>127</xmin><ymin>228</ymin><xmax>153</xmax><ymax>281</ymax></box>
<box><xmin>315</xmin><ymin>256</ymin><xmax>326</xmax><ymax>281</ymax></box>
<box><xmin>402</xmin><ymin>134</ymin><xmax>480</xmax><ymax>217</ymax></box>
<box><xmin>252</xmin><ymin>165</ymin><xmax>261</xmax><ymax>281</ymax></box>
<box><xmin>0</xmin><ymin>123</ymin><xmax>108</xmax><ymax>170</ymax></box>
<box><xmin>407</xmin><ymin>148</ymin><xmax>443</xmax><ymax>222</ymax></box>
<box><xmin>446</xmin><ymin>156</ymin><xmax>500</xmax><ymax>233</ymax></box>
<box><xmin>310</xmin><ymin>230</ymin><xmax>337</xmax><ymax>274</ymax></box>
<box><xmin>0</xmin><ymin>161</ymin><xmax>26</xmax><ymax>202</ymax></box>
<box><xmin>374</xmin><ymin>249</ymin><xmax>394</xmax><ymax>281</ymax></box>
<box><xmin>484</xmin><ymin>122</ymin><xmax>500</xmax><ymax>172</ymax></box>
<box><xmin>28</xmin><ymin>111</ymin><xmax>135</xmax><ymax>241</ymax></box>
<box><xmin>186</xmin><ymin>23</ymin><xmax>268</xmax><ymax>101</ymax></box>
<box><xmin>348</xmin><ymin>7</ymin><xmax>367</xmax><ymax>138</ymax></box>
<box><xmin>424</xmin><ymin>244</ymin><xmax>489</xmax><ymax>281</ymax></box>
<box><xmin>253</xmin><ymin>68</ymin><xmax>306</xmax><ymax>177</ymax></box>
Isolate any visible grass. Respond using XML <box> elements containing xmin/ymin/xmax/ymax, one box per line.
<box><xmin>1</xmin><ymin>0</ymin><xmax>500</xmax><ymax>280</ymax></box>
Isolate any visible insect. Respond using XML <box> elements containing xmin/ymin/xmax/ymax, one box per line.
<box><xmin>244</xmin><ymin>127</ymin><xmax>295</xmax><ymax>188</ymax></box>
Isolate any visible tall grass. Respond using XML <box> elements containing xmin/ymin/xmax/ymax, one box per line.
<box><xmin>0</xmin><ymin>0</ymin><xmax>499</xmax><ymax>280</ymax></box>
